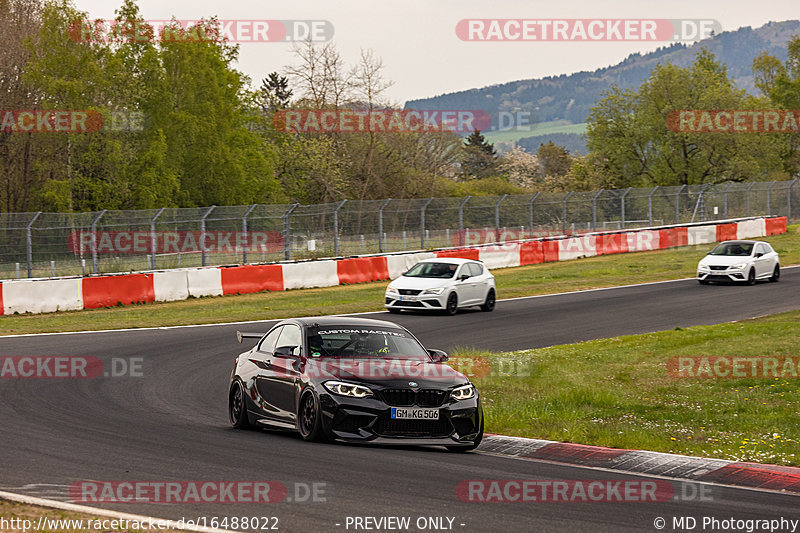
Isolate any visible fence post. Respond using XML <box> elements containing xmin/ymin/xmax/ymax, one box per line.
<box><xmin>561</xmin><ymin>192</ymin><xmax>574</xmax><ymax>234</ymax></box>
<box><xmin>691</xmin><ymin>183</ymin><xmax>709</xmax><ymax>223</ymax></box>
<box><xmin>766</xmin><ymin>180</ymin><xmax>777</xmax><ymax>215</ymax></box>
<box><xmin>282</xmin><ymin>203</ymin><xmax>299</xmax><ymax>261</ymax></box>
<box><xmin>745</xmin><ymin>182</ymin><xmax>755</xmax><ymax>217</ymax></box>
<box><xmin>90</xmin><ymin>210</ymin><xmax>106</xmax><ymax>275</ymax></box>
<box><xmin>200</xmin><ymin>205</ymin><xmax>216</xmax><ymax>267</ymax></box>
<box><xmin>495</xmin><ymin>194</ymin><xmax>507</xmax><ymax>241</ymax></box>
<box><xmin>333</xmin><ymin>200</ymin><xmax>347</xmax><ymax>256</ymax></box>
<box><xmin>241</xmin><ymin>204</ymin><xmax>257</xmax><ymax>264</ymax></box>
<box><xmin>458</xmin><ymin>196</ymin><xmax>471</xmax><ymax>246</ymax></box>
<box><xmin>591</xmin><ymin>190</ymin><xmax>603</xmax><ymax>231</ymax></box>
<box><xmin>723</xmin><ymin>182</ymin><xmax>733</xmax><ymax>219</ymax></box>
<box><xmin>620</xmin><ymin>188</ymin><xmax>632</xmax><ymax>229</ymax></box>
<box><xmin>648</xmin><ymin>186</ymin><xmax>659</xmax><ymax>226</ymax></box>
<box><xmin>420</xmin><ymin>197</ymin><xmax>434</xmax><ymax>249</ymax></box>
<box><xmin>150</xmin><ymin>207</ymin><xmax>165</xmax><ymax>270</ymax></box>
<box><xmin>788</xmin><ymin>178</ymin><xmax>798</xmax><ymax>223</ymax></box>
<box><xmin>25</xmin><ymin>212</ymin><xmax>42</xmax><ymax>278</ymax></box>
<box><xmin>675</xmin><ymin>185</ymin><xmax>686</xmax><ymax>224</ymax></box>
<box><xmin>528</xmin><ymin>192</ymin><xmax>540</xmax><ymax>237</ymax></box>
<box><xmin>378</xmin><ymin>198</ymin><xmax>391</xmax><ymax>253</ymax></box>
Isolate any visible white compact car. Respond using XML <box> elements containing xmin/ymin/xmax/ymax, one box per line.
<box><xmin>385</xmin><ymin>258</ymin><xmax>496</xmax><ymax>315</ymax></box>
<box><xmin>697</xmin><ymin>240</ymin><xmax>780</xmax><ymax>285</ymax></box>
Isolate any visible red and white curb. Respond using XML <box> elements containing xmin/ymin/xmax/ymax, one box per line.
<box><xmin>479</xmin><ymin>435</ymin><xmax>800</xmax><ymax>494</ymax></box>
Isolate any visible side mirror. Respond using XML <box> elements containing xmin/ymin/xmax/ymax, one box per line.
<box><xmin>428</xmin><ymin>349</ymin><xmax>449</xmax><ymax>363</ymax></box>
<box><xmin>273</xmin><ymin>346</ymin><xmax>297</xmax><ymax>358</ymax></box>
<box><xmin>755</xmin><ymin>252</ymin><xmax>764</xmax><ymax>258</ymax></box>
<box><xmin>459</xmin><ymin>274</ymin><xmax>470</xmax><ymax>281</ymax></box>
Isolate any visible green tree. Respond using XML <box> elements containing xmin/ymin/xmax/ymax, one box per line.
<box><xmin>753</xmin><ymin>36</ymin><xmax>800</xmax><ymax>173</ymax></box>
<box><xmin>259</xmin><ymin>72</ymin><xmax>292</xmax><ymax>113</ymax></box>
<box><xmin>460</xmin><ymin>130</ymin><xmax>496</xmax><ymax>179</ymax></box>
<box><xmin>586</xmin><ymin>49</ymin><xmax>786</xmax><ymax>187</ymax></box>
<box><xmin>537</xmin><ymin>141</ymin><xmax>572</xmax><ymax>178</ymax></box>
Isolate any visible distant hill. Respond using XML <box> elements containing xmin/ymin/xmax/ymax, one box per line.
<box><xmin>406</xmin><ymin>20</ymin><xmax>800</xmax><ymax>153</ymax></box>
<box><xmin>515</xmin><ymin>133</ymin><xmax>587</xmax><ymax>155</ymax></box>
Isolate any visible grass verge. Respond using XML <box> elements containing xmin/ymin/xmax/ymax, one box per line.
<box><xmin>1</xmin><ymin>224</ymin><xmax>798</xmax><ymax>336</ymax></box>
<box><xmin>463</xmin><ymin>308</ymin><xmax>800</xmax><ymax>465</ymax></box>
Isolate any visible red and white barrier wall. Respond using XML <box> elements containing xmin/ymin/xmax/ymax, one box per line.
<box><xmin>0</xmin><ymin>217</ymin><xmax>788</xmax><ymax>316</ymax></box>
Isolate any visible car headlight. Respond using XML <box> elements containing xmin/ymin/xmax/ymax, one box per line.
<box><xmin>386</xmin><ymin>286</ymin><xmax>398</xmax><ymax>293</ymax></box>
<box><xmin>323</xmin><ymin>381</ymin><xmax>373</xmax><ymax>398</ymax></box>
<box><xmin>422</xmin><ymin>287</ymin><xmax>444</xmax><ymax>295</ymax></box>
<box><xmin>729</xmin><ymin>263</ymin><xmax>746</xmax><ymax>270</ymax></box>
<box><xmin>450</xmin><ymin>384</ymin><xmax>475</xmax><ymax>401</ymax></box>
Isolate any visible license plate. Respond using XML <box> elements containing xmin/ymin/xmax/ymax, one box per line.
<box><xmin>399</xmin><ymin>296</ymin><xmax>418</xmax><ymax>302</ymax></box>
<box><xmin>391</xmin><ymin>407</ymin><xmax>439</xmax><ymax>420</ymax></box>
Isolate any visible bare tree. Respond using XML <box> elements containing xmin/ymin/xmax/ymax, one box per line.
<box><xmin>284</xmin><ymin>40</ymin><xmax>352</xmax><ymax>109</ymax></box>
<box><xmin>350</xmin><ymin>49</ymin><xmax>393</xmax><ymax>110</ymax></box>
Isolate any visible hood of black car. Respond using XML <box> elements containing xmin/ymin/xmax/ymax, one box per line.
<box><xmin>302</xmin><ymin>357</ymin><xmax>467</xmax><ymax>388</ymax></box>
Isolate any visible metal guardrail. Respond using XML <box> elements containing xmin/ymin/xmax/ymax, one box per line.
<box><xmin>0</xmin><ymin>179</ymin><xmax>797</xmax><ymax>279</ymax></box>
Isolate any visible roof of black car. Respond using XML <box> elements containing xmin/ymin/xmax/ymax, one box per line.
<box><xmin>292</xmin><ymin>316</ymin><xmax>403</xmax><ymax>328</ymax></box>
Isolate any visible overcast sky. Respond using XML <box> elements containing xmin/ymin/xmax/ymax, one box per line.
<box><xmin>73</xmin><ymin>0</ymin><xmax>799</xmax><ymax>104</ymax></box>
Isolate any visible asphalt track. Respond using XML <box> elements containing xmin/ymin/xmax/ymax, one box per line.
<box><xmin>1</xmin><ymin>270</ymin><xmax>800</xmax><ymax>532</ymax></box>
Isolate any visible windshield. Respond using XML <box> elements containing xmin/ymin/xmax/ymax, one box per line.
<box><xmin>403</xmin><ymin>262</ymin><xmax>458</xmax><ymax>278</ymax></box>
<box><xmin>709</xmin><ymin>243</ymin><xmax>754</xmax><ymax>256</ymax></box>
<box><xmin>306</xmin><ymin>326</ymin><xmax>429</xmax><ymax>359</ymax></box>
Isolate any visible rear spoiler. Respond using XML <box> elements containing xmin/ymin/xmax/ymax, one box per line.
<box><xmin>237</xmin><ymin>331</ymin><xmax>265</xmax><ymax>344</ymax></box>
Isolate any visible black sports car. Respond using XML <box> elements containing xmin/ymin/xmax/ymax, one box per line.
<box><xmin>228</xmin><ymin>317</ymin><xmax>483</xmax><ymax>451</ymax></box>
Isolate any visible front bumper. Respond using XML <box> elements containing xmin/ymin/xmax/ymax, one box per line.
<box><xmin>384</xmin><ymin>292</ymin><xmax>445</xmax><ymax>311</ymax></box>
<box><xmin>317</xmin><ymin>387</ymin><xmax>483</xmax><ymax>446</ymax></box>
<box><xmin>697</xmin><ymin>267</ymin><xmax>747</xmax><ymax>282</ymax></box>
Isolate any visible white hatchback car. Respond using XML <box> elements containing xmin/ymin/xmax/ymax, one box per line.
<box><xmin>385</xmin><ymin>258</ymin><xmax>496</xmax><ymax>315</ymax></box>
<box><xmin>697</xmin><ymin>240</ymin><xmax>780</xmax><ymax>285</ymax></box>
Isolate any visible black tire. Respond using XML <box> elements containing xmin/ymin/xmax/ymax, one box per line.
<box><xmin>480</xmin><ymin>289</ymin><xmax>496</xmax><ymax>312</ymax></box>
<box><xmin>770</xmin><ymin>265</ymin><xmax>780</xmax><ymax>282</ymax></box>
<box><xmin>387</xmin><ymin>307</ymin><xmax>401</xmax><ymax>314</ymax></box>
<box><xmin>229</xmin><ymin>381</ymin><xmax>251</xmax><ymax>429</ymax></box>
<box><xmin>446</xmin><ymin>417</ymin><xmax>483</xmax><ymax>452</ymax></box>
<box><xmin>298</xmin><ymin>390</ymin><xmax>326</xmax><ymax>442</ymax></box>
<box><xmin>746</xmin><ymin>268</ymin><xmax>756</xmax><ymax>286</ymax></box>
<box><xmin>445</xmin><ymin>292</ymin><xmax>458</xmax><ymax>316</ymax></box>
<box><xmin>698</xmin><ymin>279</ymin><xmax>710</xmax><ymax>285</ymax></box>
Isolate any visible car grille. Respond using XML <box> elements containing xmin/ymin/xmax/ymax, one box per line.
<box><xmin>374</xmin><ymin>416</ymin><xmax>451</xmax><ymax>437</ymax></box>
<box><xmin>381</xmin><ymin>388</ymin><xmax>448</xmax><ymax>407</ymax></box>
<box><xmin>397</xmin><ymin>301</ymin><xmax>424</xmax><ymax>307</ymax></box>
<box><xmin>398</xmin><ymin>289</ymin><xmax>422</xmax><ymax>295</ymax></box>
<box><xmin>709</xmin><ymin>265</ymin><xmax>728</xmax><ymax>270</ymax></box>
